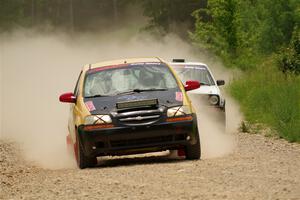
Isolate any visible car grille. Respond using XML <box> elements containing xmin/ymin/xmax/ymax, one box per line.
<box><xmin>115</xmin><ymin>109</ymin><xmax>162</xmax><ymax>125</ymax></box>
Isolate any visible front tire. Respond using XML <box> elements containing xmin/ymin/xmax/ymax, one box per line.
<box><xmin>185</xmin><ymin>130</ymin><xmax>201</xmax><ymax>160</ymax></box>
<box><xmin>74</xmin><ymin>135</ymin><xmax>97</xmax><ymax>169</ymax></box>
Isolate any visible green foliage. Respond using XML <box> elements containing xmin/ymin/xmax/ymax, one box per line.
<box><xmin>192</xmin><ymin>0</ymin><xmax>300</xmax><ymax>142</ymax></box>
<box><xmin>0</xmin><ymin>0</ymin><xmax>137</xmax><ymax>32</ymax></box>
<box><xmin>191</xmin><ymin>0</ymin><xmax>238</xmax><ymax>59</ymax></box>
<box><xmin>140</xmin><ymin>0</ymin><xmax>205</xmax><ymax>37</ymax></box>
<box><xmin>0</xmin><ymin>0</ymin><xmax>205</xmax><ymax>34</ymax></box>
<box><xmin>240</xmin><ymin>121</ymin><xmax>250</xmax><ymax>133</ymax></box>
<box><xmin>278</xmin><ymin>28</ymin><xmax>300</xmax><ymax>75</ymax></box>
<box><xmin>230</xmin><ymin>61</ymin><xmax>300</xmax><ymax>142</ymax></box>
<box><xmin>257</xmin><ymin>0</ymin><xmax>295</xmax><ymax>53</ymax></box>
<box><xmin>0</xmin><ymin>0</ymin><xmax>26</xmax><ymax>29</ymax></box>
<box><xmin>191</xmin><ymin>0</ymin><xmax>299</xmax><ymax>69</ymax></box>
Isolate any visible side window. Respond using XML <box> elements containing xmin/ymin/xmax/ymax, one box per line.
<box><xmin>74</xmin><ymin>71</ymin><xmax>82</xmax><ymax>96</ymax></box>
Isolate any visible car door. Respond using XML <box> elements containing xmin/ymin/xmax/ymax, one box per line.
<box><xmin>68</xmin><ymin>71</ymin><xmax>82</xmax><ymax>143</ymax></box>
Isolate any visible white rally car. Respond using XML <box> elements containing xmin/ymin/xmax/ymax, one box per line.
<box><xmin>169</xmin><ymin>59</ymin><xmax>226</xmax><ymax>124</ymax></box>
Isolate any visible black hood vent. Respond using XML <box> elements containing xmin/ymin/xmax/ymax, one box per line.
<box><xmin>116</xmin><ymin>99</ymin><xmax>158</xmax><ymax>110</ymax></box>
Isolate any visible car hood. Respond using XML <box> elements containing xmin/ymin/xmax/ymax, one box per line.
<box><xmin>84</xmin><ymin>88</ymin><xmax>183</xmax><ymax>115</ymax></box>
<box><xmin>187</xmin><ymin>85</ymin><xmax>219</xmax><ymax>95</ymax></box>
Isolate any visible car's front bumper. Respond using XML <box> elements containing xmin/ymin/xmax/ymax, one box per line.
<box><xmin>77</xmin><ymin>114</ymin><xmax>198</xmax><ymax>157</ymax></box>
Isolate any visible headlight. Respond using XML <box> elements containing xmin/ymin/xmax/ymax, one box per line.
<box><xmin>167</xmin><ymin>106</ymin><xmax>191</xmax><ymax>117</ymax></box>
<box><xmin>84</xmin><ymin>115</ymin><xmax>112</xmax><ymax>125</ymax></box>
<box><xmin>209</xmin><ymin>95</ymin><xmax>219</xmax><ymax>105</ymax></box>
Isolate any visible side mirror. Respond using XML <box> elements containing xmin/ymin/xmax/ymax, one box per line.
<box><xmin>184</xmin><ymin>80</ymin><xmax>200</xmax><ymax>91</ymax></box>
<box><xmin>217</xmin><ymin>80</ymin><xmax>225</xmax><ymax>86</ymax></box>
<box><xmin>59</xmin><ymin>92</ymin><xmax>76</xmax><ymax>103</ymax></box>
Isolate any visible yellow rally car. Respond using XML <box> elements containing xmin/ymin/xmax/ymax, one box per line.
<box><xmin>59</xmin><ymin>57</ymin><xmax>201</xmax><ymax>169</ymax></box>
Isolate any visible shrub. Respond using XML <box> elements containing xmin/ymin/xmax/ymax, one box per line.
<box><xmin>278</xmin><ymin>28</ymin><xmax>300</xmax><ymax>75</ymax></box>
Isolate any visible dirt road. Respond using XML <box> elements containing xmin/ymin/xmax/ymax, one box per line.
<box><xmin>1</xmin><ymin>132</ymin><xmax>300</xmax><ymax>200</ymax></box>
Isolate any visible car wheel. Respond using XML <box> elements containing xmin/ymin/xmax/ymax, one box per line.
<box><xmin>185</xmin><ymin>130</ymin><xmax>201</xmax><ymax>160</ymax></box>
<box><xmin>74</xmin><ymin>134</ymin><xmax>97</xmax><ymax>169</ymax></box>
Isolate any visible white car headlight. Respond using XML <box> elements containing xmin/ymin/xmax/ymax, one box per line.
<box><xmin>84</xmin><ymin>115</ymin><xmax>112</xmax><ymax>125</ymax></box>
<box><xmin>167</xmin><ymin>106</ymin><xmax>192</xmax><ymax>117</ymax></box>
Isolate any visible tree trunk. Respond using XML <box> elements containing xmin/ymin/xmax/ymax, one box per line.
<box><xmin>55</xmin><ymin>0</ymin><xmax>61</xmax><ymax>26</ymax></box>
<box><xmin>113</xmin><ymin>0</ymin><xmax>118</xmax><ymax>24</ymax></box>
<box><xmin>31</xmin><ymin>0</ymin><xmax>35</xmax><ymax>26</ymax></box>
<box><xmin>69</xmin><ymin>0</ymin><xmax>74</xmax><ymax>32</ymax></box>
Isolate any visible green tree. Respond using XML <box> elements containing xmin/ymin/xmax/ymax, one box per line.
<box><xmin>191</xmin><ymin>0</ymin><xmax>299</xmax><ymax>69</ymax></box>
<box><xmin>0</xmin><ymin>0</ymin><xmax>137</xmax><ymax>32</ymax></box>
<box><xmin>0</xmin><ymin>0</ymin><xmax>25</xmax><ymax>30</ymax></box>
<box><xmin>191</xmin><ymin>0</ymin><xmax>238</xmax><ymax>65</ymax></box>
<box><xmin>278</xmin><ymin>28</ymin><xmax>300</xmax><ymax>75</ymax></box>
<box><xmin>141</xmin><ymin>0</ymin><xmax>205</xmax><ymax>36</ymax></box>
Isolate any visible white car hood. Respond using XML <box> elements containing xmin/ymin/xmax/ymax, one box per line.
<box><xmin>187</xmin><ymin>85</ymin><xmax>219</xmax><ymax>95</ymax></box>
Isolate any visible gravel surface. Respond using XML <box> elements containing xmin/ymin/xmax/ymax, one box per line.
<box><xmin>1</xmin><ymin>133</ymin><xmax>300</xmax><ymax>200</ymax></box>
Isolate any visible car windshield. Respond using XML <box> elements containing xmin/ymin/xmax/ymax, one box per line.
<box><xmin>171</xmin><ymin>64</ymin><xmax>215</xmax><ymax>86</ymax></box>
<box><xmin>84</xmin><ymin>63</ymin><xmax>179</xmax><ymax>97</ymax></box>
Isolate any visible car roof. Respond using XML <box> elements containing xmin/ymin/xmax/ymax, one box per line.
<box><xmin>83</xmin><ymin>57</ymin><xmax>163</xmax><ymax>71</ymax></box>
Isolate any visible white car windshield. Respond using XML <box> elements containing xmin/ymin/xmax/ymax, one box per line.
<box><xmin>171</xmin><ymin>64</ymin><xmax>215</xmax><ymax>86</ymax></box>
<box><xmin>84</xmin><ymin>63</ymin><xmax>179</xmax><ymax>97</ymax></box>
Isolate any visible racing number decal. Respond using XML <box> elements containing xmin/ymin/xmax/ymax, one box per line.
<box><xmin>175</xmin><ymin>92</ymin><xmax>183</xmax><ymax>102</ymax></box>
<box><xmin>85</xmin><ymin>101</ymin><xmax>96</xmax><ymax>111</ymax></box>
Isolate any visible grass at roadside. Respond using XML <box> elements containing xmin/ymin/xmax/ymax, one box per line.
<box><xmin>229</xmin><ymin>58</ymin><xmax>300</xmax><ymax>142</ymax></box>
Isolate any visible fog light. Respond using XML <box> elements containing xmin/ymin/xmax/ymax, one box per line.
<box><xmin>186</xmin><ymin>136</ymin><xmax>191</xmax><ymax>141</ymax></box>
<box><xmin>209</xmin><ymin>95</ymin><xmax>219</xmax><ymax>105</ymax></box>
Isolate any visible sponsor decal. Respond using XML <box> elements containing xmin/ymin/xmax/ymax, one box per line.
<box><xmin>85</xmin><ymin>101</ymin><xmax>96</xmax><ymax>111</ymax></box>
<box><xmin>184</xmin><ymin>65</ymin><xmax>206</xmax><ymax>70</ymax></box>
<box><xmin>175</xmin><ymin>92</ymin><xmax>183</xmax><ymax>102</ymax></box>
<box><xmin>130</xmin><ymin>62</ymin><xmax>160</xmax><ymax>66</ymax></box>
<box><xmin>88</xmin><ymin>62</ymin><xmax>162</xmax><ymax>74</ymax></box>
<box><xmin>87</xmin><ymin>64</ymin><xmax>129</xmax><ymax>74</ymax></box>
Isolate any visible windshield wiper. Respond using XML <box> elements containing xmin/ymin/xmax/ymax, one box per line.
<box><xmin>136</xmin><ymin>88</ymin><xmax>168</xmax><ymax>92</ymax></box>
<box><xmin>200</xmin><ymin>82</ymin><xmax>210</xmax><ymax>86</ymax></box>
<box><xmin>85</xmin><ymin>94</ymin><xmax>109</xmax><ymax>98</ymax></box>
<box><xmin>115</xmin><ymin>88</ymin><xmax>168</xmax><ymax>96</ymax></box>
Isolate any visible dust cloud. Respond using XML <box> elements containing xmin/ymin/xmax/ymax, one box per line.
<box><xmin>0</xmin><ymin>29</ymin><xmax>241</xmax><ymax>169</ymax></box>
